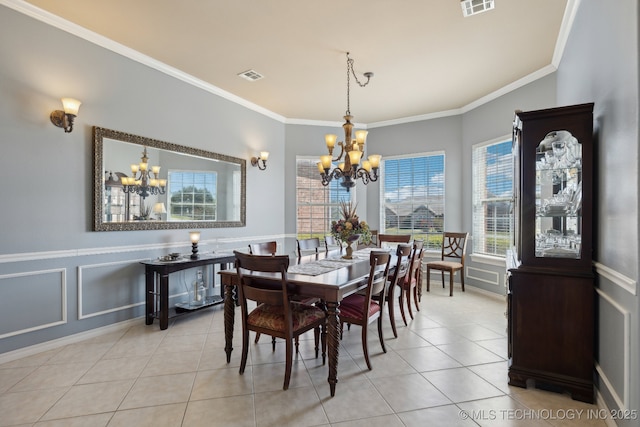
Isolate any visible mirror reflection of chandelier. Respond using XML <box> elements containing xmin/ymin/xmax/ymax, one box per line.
<box><xmin>121</xmin><ymin>147</ymin><xmax>166</xmax><ymax>199</ymax></box>
<box><xmin>317</xmin><ymin>52</ymin><xmax>381</xmax><ymax>191</ymax></box>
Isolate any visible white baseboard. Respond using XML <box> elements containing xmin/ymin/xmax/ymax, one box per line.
<box><xmin>0</xmin><ymin>317</ymin><xmax>142</xmax><ymax>365</ymax></box>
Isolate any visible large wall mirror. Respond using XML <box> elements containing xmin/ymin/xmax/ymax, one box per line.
<box><xmin>93</xmin><ymin>127</ymin><xmax>246</xmax><ymax>231</ymax></box>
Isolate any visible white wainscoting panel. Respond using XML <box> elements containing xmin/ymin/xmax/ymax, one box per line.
<box><xmin>466</xmin><ymin>266</ymin><xmax>501</xmax><ymax>287</ymax></box>
<box><xmin>77</xmin><ymin>258</ymin><xmax>147</xmax><ymax>320</ymax></box>
<box><xmin>0</xmin><ymin>268</ymin><xmax>67</xmax><ymax>339</ymax></box>
<box><xmin>595</xmin><ymin>287</ymin><xmax>630</xmax><ymax>411</ymax></box>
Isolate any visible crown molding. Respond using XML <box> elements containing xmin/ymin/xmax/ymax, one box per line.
<box><xmin>3</xmin><ymin>0</ymin><xmax>577</xmax><ymax>129</ymax></box>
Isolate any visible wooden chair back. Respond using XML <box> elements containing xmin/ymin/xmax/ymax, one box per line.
<box><xmin>248</xmin><ymin>241</ymin><xmax>277</xmax><ymax>255</ymax></box>
<box><xmin>389</xmin><ymin>244</ymin><xmax>412</xmax><ymax>289</ymax></box>
<box><xmin>397</xmin><ymin>240</ymin><xmax>425</xmax><ymax>325</ymax></box>
<box><xmin>296</xmin><ymin>237</ymin><xmax>321</xmax><ymax>257</ymax></box>
<box><xmin>441</xmin><ymin>232</ymin><xmax>468</xmax><ymax>262</ymax></box>
<box><xmin>408</xmin><ymin>240</ymin><xmax>425</xmax><ymax>281</ymax></box>
<box><xmin>384</xmin><ymin>243</ymin><xmax>413</xmax><ymax>338</ymax></box>
<box><xmin>234</xmin><ymin>251</ymin><xmax>290</xmax><ymax>308</ymax></box>
<box><xmin>370</xmin><ymin>230</ymin><xmax>379</xmax><ymax>246</ymax></box>
<box><xmin>378</xmin><ymin>234</ymin><xmax>411</xmax><ymax>248</ymax></box>
<box><xmin>324</xmin><ymin>235</ymin><xmax>342</xmax><ymax>251</ymax></box>
<box><xmin>366</xmin><ymin>251</ymin><xmax>392</xmax><ymax>303</ymax></box>
<box><xmin>426</xmin><ymin>232</ymin><xmax>469</xmax><ymax>296</ymax></box>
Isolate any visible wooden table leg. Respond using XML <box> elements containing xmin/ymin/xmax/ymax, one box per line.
<box><xmin>159</xmin><ymin>274</ymin><xmax>169</xmax><ymax>330</ymax></box>
<box><xmin>224</xmin><ymin>281</ymin><xmax>235</xmax><ymax>363</ymax></box>
<box><xmin>145</xmin><ymin>266</ymin><xmax>155</xmax><ymax>325</ymax></box>
<box><xmin>326</xmin><ymin>301</ymin><xmax>340</xmax><ymax>397</ymax></box>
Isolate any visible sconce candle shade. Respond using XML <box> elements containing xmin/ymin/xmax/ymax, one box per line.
<box><xmin>250</xmin><ymin>151</ymin><xmax>269</xmax><ymax>170</ymax></box>
<box><xmin>61</xmin><ymin>98</ymin><xmax>81</xmax><ymax>115</ymax></box>
<box><xmin>50</xmin><ymin>98</ymin><xmax>81</xmax><ymax>133</ymax></box>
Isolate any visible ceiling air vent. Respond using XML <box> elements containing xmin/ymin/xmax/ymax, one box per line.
<box><xmin>461</xmin><ymin>0</ymin><xmax>494</xmax><ymax>17</ymax></box>
<box><xmin>237</xmin><ymin>69</ymin><xmax>264</xmax><ymax>82</ymax></box>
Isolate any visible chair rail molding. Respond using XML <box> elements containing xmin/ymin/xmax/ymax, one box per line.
<box><xmin>594</xmin><ymin>262</ymin><xmax>637</xmax><ymax>296</ymax></box>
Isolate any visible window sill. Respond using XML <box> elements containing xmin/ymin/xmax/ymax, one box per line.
<box><xmin>470</xmin><ymin>253</ymin><xmax>506</xmax><ymax>267</ymax></box>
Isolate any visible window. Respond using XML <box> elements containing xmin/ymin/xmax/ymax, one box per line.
<box><xmin>296</xmin><ymin>158</ymin><xmax>352</xmax><ymax>239</ymax></box>
<box><xmin>381</xmin><ymin>153</ymin><xmax>445</xmax><ymax>250</ymax></box>
<box><xmin>167</xmin><ymin>170</ymin><xmax>217</xmax><ymax>220</ymax></box>
<box><xmin>472</xmin><ymin>138</ymin><xmax>513</xmax><ymax>256</ymax></box>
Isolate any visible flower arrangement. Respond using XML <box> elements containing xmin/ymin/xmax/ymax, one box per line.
<box><xmin>330</xmin><ymin>200</ymin><xmax>372</xmax><ymax>245</ymax></box>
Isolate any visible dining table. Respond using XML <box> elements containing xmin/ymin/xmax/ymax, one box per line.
<box><xmin>218</xmin><ymin>247</ymin><xmax>396</xmax><ymax>397</ymax></box>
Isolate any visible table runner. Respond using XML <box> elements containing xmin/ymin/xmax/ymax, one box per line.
<box><xmin>287</xmin><ymin>257</ymin><xmax>358</xmax><ymax>276</ymax></box>
<box><xmin>288</xmin><ymin>248</ymin><xmax>391</xmax><ymax>276</ymax></box>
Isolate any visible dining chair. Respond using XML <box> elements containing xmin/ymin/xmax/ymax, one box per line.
<box><xmin>379</xmin><ymin>243</ymin><xmax>412</xmax><ymax>338</ymax></box>
<box><xmin>338</xmin><ymin>251</ymin><xmax>391</xmax><ymax>370</ymax></box>
<box><xmin>296</xmin><ymin>237</ymin><xmax>321</xmax><ymax>257</ymax></box>
<box><xmin>357</xmin><ymin>229</ymin><xmax>378</xmax><ymax>249</ymax></box>
<box><xmin>398</xmin><ymin>240</ymin><xmax>425</xmax><ymax>326</ymax></box>
<box><xmin>248</xmin><ymin>241</ymin><xmax>277</xmax><ymax>346</ymax></box>
<box><xmin>426</xmin><ymin>232</ymin><xmax>468</xmax><ymax>297</ymax></box>
<box><xmin>234</xmin><ymin>251</ymin><xmax>326</xmax><ymax>390</ymax></box>
<box><xmin>248</xmin><ymin>241</ymin><xmax>277</xmax><ymax>255</ymax></box>
<box><xmin>251</xmin><ymin>240</ymin><xmax>321</xmax><ymax>346</ymax></box>
<box><xmin>378</xmin><ymin>234</ymin><xmax>411</xmax><ymax>249</ymax></box>
<box><xmin>370</xmin><ymin>230</ymin><xmax>379</xmax><ymax>247</ymax></box>
<box><xmin>324</xmin><ymin>235</ymin><xmax>342</xmax><ymax>252</ymax></box>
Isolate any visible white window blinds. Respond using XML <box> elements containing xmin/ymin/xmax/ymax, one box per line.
<box><xmin>381</xmin><ymin>154</ymin><xmax>445</xmax><ymax>250</ymax></box>
<box><xmin>472</xmin><ymin>139</ymin><xmax>513</xmax><ymax>256</ymax></box>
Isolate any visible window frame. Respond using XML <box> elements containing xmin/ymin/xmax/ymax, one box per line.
<box><xmin>471</xmin><ymin>135</ymin><xmax>514</xmax><ymax>258</ymax></box>
<box><xmin>295</xmin><ymin>156</ymin><xmax>354</xmax><ymax>240</ymax></box>
<box><xmin>379</xmin><ymin>151</ymin><xmax>446</xmax><ymax>251</ymax></box>
<box><xmin>167</xmin><ymin>169</ymin><xmax>218</xmax><ymax>221</ymax></box>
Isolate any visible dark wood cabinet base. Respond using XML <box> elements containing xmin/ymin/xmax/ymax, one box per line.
<box><xmin>508</xmin><ymin>366</ymin><xmax>594</xmax><ymax>403</ymax></box>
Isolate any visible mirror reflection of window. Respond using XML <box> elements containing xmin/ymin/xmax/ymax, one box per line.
<box><xmin>168</xmin><ymin>170</ymin><xmax>217</xmax><ymax>221</ymax></box>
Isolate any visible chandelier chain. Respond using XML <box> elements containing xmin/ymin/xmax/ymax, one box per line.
<box><xmin>345</xmin><ymin>53</ymin><xmax>372</xmax><ymax>116</ymax></box>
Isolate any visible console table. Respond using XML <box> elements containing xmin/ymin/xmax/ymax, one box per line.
<box><xmin>142</xmin><ymin>252</ymin><xmax>236</xmax><ymax>330</ymax></box>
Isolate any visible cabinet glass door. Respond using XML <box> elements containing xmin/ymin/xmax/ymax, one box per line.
<box><xmin>535</xmin><ymin>130</ymin><xmax>582</xmax><ymax>259</ymax></box>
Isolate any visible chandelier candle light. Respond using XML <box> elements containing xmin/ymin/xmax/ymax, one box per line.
<box><xmin>121</xmin><ymin>147</ymin><xmax>167</xmax><ymax>199</ymax></box>
<box><xmin>121</xmin><ymin>147</ymin><xmax>167</xmax><ymax>219</ymax></box>
<box><xmin>317</xmin><ymin>53</ymin><xmax>381</xmax><ymax>191</ymax></box>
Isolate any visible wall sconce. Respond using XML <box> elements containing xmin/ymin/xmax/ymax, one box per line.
<box><xmin>189</xmin><ymin>231</ymin><xmax>201</xmax><ymax>259</ymax></box>
<box><xmin>50</xmin><ymin>98</ymin><xmax>81</xmax><ymax>133</ymax></box>
<box><xmin>250</xmin><ymin>151</ymin><xmax>269</xmax><ymax>170</ymax></box>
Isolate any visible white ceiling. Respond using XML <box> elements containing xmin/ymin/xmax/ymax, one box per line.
<box><xmin>15</xmin><ymin>0</ymin><xmax>570</xmax><ymax>125</ymax></box>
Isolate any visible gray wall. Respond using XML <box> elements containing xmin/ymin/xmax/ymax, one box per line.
<box><xmin>0</xmin><ymin>5</ymin><xmax>286</xmax><ymax>355</ymax></box>
<box><xmin>555</xmin><ymin>0</ymin><xmax>639</xmax><ymax>423</ymax></box>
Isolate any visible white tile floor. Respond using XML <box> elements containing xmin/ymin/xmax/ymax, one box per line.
<box><xmin>0</xmin><ymin>284</ymin><xmax>611</xmax><ymax>427</ymax></box>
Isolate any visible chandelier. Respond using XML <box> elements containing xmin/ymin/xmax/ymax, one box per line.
<box><xmin>121</xmin><ymin>147</ymin><xmax>166</xmax><ymax>199</ymax></box>
<box><xmin>317</xmin><ymin>53</ymin><xmax>381</xmax><ymax>191</ymax></box>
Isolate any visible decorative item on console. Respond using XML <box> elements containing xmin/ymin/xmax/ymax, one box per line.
<box><xmin>189</xmin><ymin>231</ymin><xmax>201</xmax><ymax>259</ymax></box>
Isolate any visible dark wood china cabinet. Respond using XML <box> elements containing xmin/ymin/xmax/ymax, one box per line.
<box><xmin>507</xmin><ymin>103</ymin><xmax>595</xmax><ymax>403</ymax></box>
